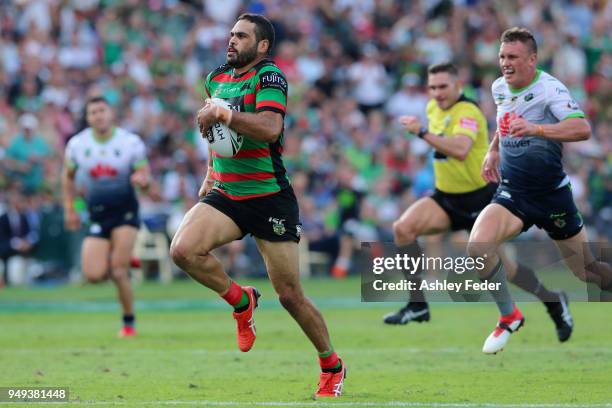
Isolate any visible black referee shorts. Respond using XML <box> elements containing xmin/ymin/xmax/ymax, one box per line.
<box><xmin>431</xmin><ymin>183</ymin><xmax>498</xmax><ymax>231</ymax></box>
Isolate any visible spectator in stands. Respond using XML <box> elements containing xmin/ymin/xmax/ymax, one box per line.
<box><xmin>0</xmin><ymin>189</ymin><xmax>40</xmax><ymax>286</ymax></box>
<box><xmin>5</xmin><ymin>113</ymin><xmax>50</xmax><ymax>193</ymax></box>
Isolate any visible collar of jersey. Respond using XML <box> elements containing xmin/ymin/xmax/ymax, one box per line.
<box><xmin>92</xmin><ymin>127</ymin><xmax>116</xmax><ymax>144</ymax></box>
<box><xmin>231</xmin><ymin>58</ymin><xmax>272</xmax><ymax>79</ymax></box>
<box><xmin>508</xmin><ymin>69</ymin><xmax>541</xmax><ymax>94</ymax></box>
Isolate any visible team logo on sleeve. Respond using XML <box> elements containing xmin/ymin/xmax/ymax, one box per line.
<box><xmin>459</xmin><ymin>117</ymin><xmax>478</xmax><ymax>132</ymax></box>
<box><xmin>567</xmin><ymin>100</ymin><xmax>579</xmax><ymax>110</ymax></box>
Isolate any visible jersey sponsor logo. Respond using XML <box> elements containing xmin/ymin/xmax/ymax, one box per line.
<box><xmin>459</xmin><ymin>117</ymin><xmax>478</xmax><ymax>132</ymax></box>
<box><xmin>524</xmin><ymin>93</ymin><xmax>534</xmax><ymax>102</ymax></box>
<box><xmin>502</xmin><ymin>138</ymin><xmax>530</xmax><ymax>148</ymax></box>
<box><xmin>494</xmin><ymin>93</ymin><xmax>505</xmax><ymax>104</ymax></box>
<box><xmin>260</xmin><ymin>72</ymin><xmax>288</xmax><ymax>93</ymax></box>
<box><xmin>269</xmin><ymin>217</ymin><xmax>286</xmax><ymax>235</ymax></box>
<box><xmin>555</xmin><ymin>87</ymin><xmax>569</xmax><ymax>95</ymax></box>
<box><xmin>90</xmin><ymin>163</ymin><xmax>118</xmax><ymax>178</ymax></box>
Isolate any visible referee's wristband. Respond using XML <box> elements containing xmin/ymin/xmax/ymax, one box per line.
<box><xmin>417</xmin><ymin>126</ymin><xmax>428</xmax><ymax>139</ymax></box>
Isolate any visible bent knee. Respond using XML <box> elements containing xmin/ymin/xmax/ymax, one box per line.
<box><xmin>84</xmin><ymin>272</ymin><xmax>107</xmax><ymax>283</ymax></box>
<box><xmin>169</xmin><ymin>240</ymin><xmax>193</xmax><ymax>266</ymax></box>
<box><xmin>110</xmin><ymin>267</ymin><xmax>129</xmax><ymax>281</ymax></box>
<box><xmin>393</xmin><ymin>221</ymin><xmax>416</xmax><ymax>245</ymax></box>
<box><xmin>466</xmin><ymin>241</ymin><xmax>495</xmax><ymax>259</ymax></box>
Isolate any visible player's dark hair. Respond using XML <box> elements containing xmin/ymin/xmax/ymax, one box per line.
<box><xmin>428</xmin><ymin>62</ymin><xmax>458</xmax><ymax>76</ymax></box>
<box><xmin>500</xmin><ymin>27</ymin><xmax>537</xmax><ymax>55</ymax></box>
<box><xmin>85</xmin><ymin>95</ymin><xmax>110</xmax><ymax>110</ymax></box>
<box><xmin>238</xmin><ymin>13</ymin><xmax>275</xmax><ymax>55</ymax></box>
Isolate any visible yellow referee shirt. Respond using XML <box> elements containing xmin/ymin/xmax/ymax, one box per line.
<box><xmin>426</xmin><ymin>95</ymin><xmax>489</xmax><ymax>193</ymax></box>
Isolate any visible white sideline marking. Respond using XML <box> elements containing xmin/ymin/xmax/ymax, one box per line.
<box><xmin>4</xmin><ymin>346</ymin><xmax>612</xmax><ymax>355</ymax></box>
<box><xmin>19</xmin><ymin>401</ymin><xmax>611</xmax><ymax>407</ymax></box>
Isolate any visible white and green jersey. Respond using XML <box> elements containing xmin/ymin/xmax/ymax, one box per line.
<box><xmin>64</xmin><ymin>127</ymin><xmax>147</xmax><ymax>217</ymax></box>
<box><xmin>492</xmin><ymin>70</ymin><xmax>585</xmax><ymax>193</ymax></box>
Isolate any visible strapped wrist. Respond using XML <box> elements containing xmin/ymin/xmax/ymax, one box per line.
<box><xmin>216</xmin><ymin>106</ymin><xmax>233</xmax><ymax>125</ymax></box>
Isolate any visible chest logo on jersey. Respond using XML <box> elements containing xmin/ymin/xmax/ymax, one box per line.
<box><xmin>494</xmin><ymin>93</ymin><xmax>505</xmax><ymax>105</ymax></box>
<box><xmin>524</xmin><ymin>93</ymin><xmax>534</xmax><ymax>102</ymax></box>
<box><xmin>90</xmin><ymin>163</ymin><xmax>118</xmax><ymax>178</ymax></box>
<box><xmin>498</xmin><ymin>111</ymin><xmax>520</xmax><ymax>138</ymax></box>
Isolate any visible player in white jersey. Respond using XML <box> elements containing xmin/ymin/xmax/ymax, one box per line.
<box><xmin>466</xmin><ymin>28</ymin><xmax>612</xmax><ymax>354</ymax></box>
<box><xmin>62</xmin><ymin>96</ymin><xmax>151</xmax><ymax>337</ymax></box>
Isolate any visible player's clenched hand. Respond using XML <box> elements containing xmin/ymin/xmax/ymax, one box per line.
<box><xmin>198</xmin><ymin>174</ymin><xmax>214</xmax><ymax>198</ymax></box>
<box><xmin>398</xmin><ymin>115</ymin><xmax>421</xmax><ymax>134</ymax></box>
<box><xmin>64</xmin><ymin>208</ymin><xmax>81</xmax><ymax>231</ymax></box>
<box><xmin>131</xmin><ymin>172</ymin><xmax>150</xmax><ymax>191</ymax></box>
<box><xmin>197</xmin><ymin>99</ymin><xmax>216</xmax><ymax>135</ymax></box>
<box><xmin>508</xmin><ymin>116</ymin><xmax>536</xmax><ymax>137</ymax></box>
<box><xmin>481</xmin><ymin>149</ymin><xmax>501</xmax><ymax>183</ymax></box>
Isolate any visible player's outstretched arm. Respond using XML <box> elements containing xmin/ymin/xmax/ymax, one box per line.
<box><xmin>508</xmin><ymin>117</ymin><xmax>591</xmax><ymax>142</ymax></box>
<box><xmin>130</xmin><ymin>165</ymin><xmax>151</xmax><ymax>191</ymax></box>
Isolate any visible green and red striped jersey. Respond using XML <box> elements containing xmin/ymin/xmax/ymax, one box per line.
<box><xmin>204</xmin><ymin>59</ymin><xmax>289</xmax><ymax>200</ymax></box>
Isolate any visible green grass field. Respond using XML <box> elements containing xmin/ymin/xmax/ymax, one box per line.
<box><xmin>1</xmin><ymin>277</ymin><xmax>611</xmax><ymax>407</ymax></box>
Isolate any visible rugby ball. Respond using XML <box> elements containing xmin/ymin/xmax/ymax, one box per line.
<box><xmin>205</xmin><ymin>98</ymin><xmax>243</xmax><ymax>157</ymax></box>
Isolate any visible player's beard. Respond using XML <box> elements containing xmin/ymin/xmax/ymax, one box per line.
<box><xmin>227</xmin><ymin>44</ymin><xmax>258</xmax><ymax>68</ymax></box>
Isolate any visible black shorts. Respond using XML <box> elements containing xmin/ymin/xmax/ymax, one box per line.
<box><xmin>201</xmin><ymin>187</ymin><xmax>302</xmax><ymax>243</ymax></box>
<box><xmin>431</xmin><ymin>183</ymin><xmax>497</xmax><ymax>231</ymax></box>
<box><xmin>87</xmin><ymin>208</ymin><xmax>140</xmax><ymax>239</ymax></box>
<box><xmin>492</xmin><ymin>184</ymin><xmax>583</xmax><ymax>240</ymax></box>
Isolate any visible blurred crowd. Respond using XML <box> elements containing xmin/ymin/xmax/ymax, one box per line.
<box><xmin>0</xmin><ymin>0</ymin><xmax>610</xmax><ymax>281</ymax></box>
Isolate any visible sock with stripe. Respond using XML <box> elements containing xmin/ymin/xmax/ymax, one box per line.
<box><xmin>509</xmin><ymin>263</ymin><xmax>558</xmax><ymax>304</ymax></box>
<box><xmin>123</xmin><ymin>314</ymin><xmax>135</xmax><ymax>328</ymax></box>
<box><xmin>400</xmin><ymin>242</ymin><xmax>426</xmax><ymax>304</ymax></box>
<box><xmin>319</xmin><ymin>348</ymin><xmax>342</xmax><ymax>373</ymax></box>
<box><xmin>221</xmin><ymin>280</ymin><xmax>249</xmax><ymax>313</ymax></box>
